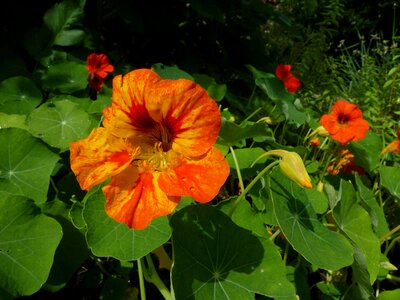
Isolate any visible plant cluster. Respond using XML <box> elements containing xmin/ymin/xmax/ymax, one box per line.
<box><xmin>0</xmin><ymin>0</ymin><xmax>399</xmax><ymax>300</ymax></box>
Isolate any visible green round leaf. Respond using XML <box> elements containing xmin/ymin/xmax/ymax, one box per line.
<box><xmin>0</xmin><ymin>113</ymin><xmax>28</xmax><ymax>130</ymax></box>
<box><xmin>152</xmin><ymin>63</ymin><xmax>194</xmax><ymax>80</ymax></box>
<box><xmin>333</xmin><ymin>180</ymin><xmax>381</xmax><ymax>283</ymax></box>
<box><xmin>269</xmin><ymin>168</ymin><xmax>354</xmax><ymax>270</ymax></box>
<box><xmin>0</xmin><ymin>77</ymin><xmax>42</xmax><ymax>114</ymax></box>
<box><xmin>377</xmin><ymin>289</ymin><xmax>400</xmax><ymax>300</ymax></box>
<box><xmin>83</xmin><ymin>187</ymin><xmax>172</xmax><ymax>260</ymax></box>
<box><xmin>0</xmin><ymin>195</ymin><xmax>62</xmax><ymax>297</ymax></box>
<box><xmin>41</xmin><ymin>61</ymin><xmax>88</xmax><ymax>93</ymax></box>
<box><xmin>27</xmin><ymin>100</ymin><xmax>92</xmax><ymax>151</ymax></box>
<box><xmin>170</xmin><ymin>204</ymin><xmax>296</xmax><ymax>300</ymax></box>
<box><xmin>380</xmin><ymin>165</ymin><xmax>400</xmax><ymax>199</ymax></box>
<box><xmin>0</xmin><ymin>128</ymin><xmax>59</xmax><ymax>203</ymax></box>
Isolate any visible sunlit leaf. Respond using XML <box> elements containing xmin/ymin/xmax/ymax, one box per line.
<box><xmin>83</xmin><ymin>187</ymin><xmax>171</xmax><ymax>260</ymax></box>
<box><xmin>27</xmin><ymin>100</ymin><xmax>93</xmax><ymax>151</ymax></box>
<box><xmin>171</xmin><ymin>204</ymin><xmax>296</xmax><ymax>300</ymax></box>
<box><xmin>0</xmin><ymin>195</ymin><xmax>62</xmax><ymax>297</ymax></box>
<box><xmin>333</xmin><ymin>180</ymin><xmax>380</xmax><ymax>283</ymax></box>
<box><xmin>0</xmin><ymin>128</ymin><xmax>59</xmax><ymax>203</ymax></box>
<box><xmin>380</xmin><ymin>165</ymin><xmax>400</xmax><ymax>199</ymax></box>
<box><xmin>269</xmin><ymin>168</ymin><xmax>354</xmax><ymax>270</ymax></box>
<box><xmin>0</xmin><ymin>113</ymin><xmax>28</xmax><ymax>130</ymax></box>
<box><xmin>0</xmin><ymin>77</ymin><xmax>42</xmax><ymax>114</ymax></box>
<box><xmin>193</xmin><ymin>74</ymin><xmax>227</xmax><ymax>102</ymax></box>
<box><xmin>355</xmin><ymin>175</ymin><xmax>389</xmax><ymax>237</ymax></box>
<box><xmin>378</xmin><ymin>289</ymin><xmax>400</xmax><ymax>300</ymax></box>
<box><xmin>348</xmin><ymin>131</ymin><xmax>381</xmax><ymax>173</ymax></box>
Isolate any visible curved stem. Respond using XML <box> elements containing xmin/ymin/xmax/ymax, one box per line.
<box><xmin>228</xmin><ymin>160</ymin><xmax>280</xmax><ymax>217</ymax></box>
<box><xmin>142</xmin><ymin>254</ymin><xmax>172</xmax><ymax>300</ymax></box>
<box><xmin>229</xmin><ymin>147</ymin><xmax>244</xmax><ymax>195</ymax></box>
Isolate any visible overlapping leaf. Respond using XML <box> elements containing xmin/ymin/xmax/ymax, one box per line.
<box><xmin>0</xmin><ymin>195</ymin><xmax>62</xmax><ymax>297</ymax></box>
<box><xmin>82</xmin><ymin>187</ymin><xmax>172</xmax><ymax>260</ymax></box>
<box><xmin>0</xmin><ymin>77</ymin><xmax>42</xmax><ymax>114</ymax></box>
<box><xmin>171</xmin><ymin>204</ymin><xmax>296</xmax><ymax>300</ymax></box>
<box><xmin>0</xmin><ymin>128</ymin><xmax>59</xmax><ymax>203</ymax></box>
<box><xmin>27</xmin><ymin>99</ymin><xmax>93</xmax><ymax>151</ymax></box>
<box><xmin>269</xmin><ymin>168</ymin><xmax>354</xmax><ymax>270</ymax></box>
<box><xmin>333</xmin><ymin>180</ymin><xmax>381</xmax><ymax>283</ymax></box>
<box><xmin>380</xmin><ymin>165</ymin><xmax>400</xmax><ymax>199</ymax></box>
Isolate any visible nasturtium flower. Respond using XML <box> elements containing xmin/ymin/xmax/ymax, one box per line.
<box><xmin>275</xmin><ymin>64</ymin><xmax>301</xmax><ymax>93</ymax></box>
<box><xmin>86</xmin><ymin>53</ymin><xmax>114</xmax><ymax>92</ymax></box>
<box><xmin>71</xmin><ymin>69</ymin><xmax>230</xmax><ymax>229</ymax></box>
<box><xmin>320</xmin><ymin>100</ymin><xmax>369</xmax><ymax>146</ymax></box>
<box><xmin>87</xmin><ymin>53</ymin><xmax>114</xmax><ymax>79</ymax></box>
<box><xmin>381</xmin><ymin>128</ymin><xmax>400</xmax><ymax>154</ymax></box>
<box><xmin>310</xmin><ymin>138</ymin><xmax>321</xmax><ymax>147</ymax></box>
<box><xmin>327</xmin><ymin>149</ymin><xmax>364</xmax><ymax>175</ymax></box>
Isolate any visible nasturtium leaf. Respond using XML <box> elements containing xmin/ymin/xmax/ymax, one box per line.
<box><xmin>41</xmin><ymin>61</ymin><xmax>87</xmax><ymax>93</ymax></box>
<box><xmin>41</xmin><ymin>200</ymin><xmax>89</xmax><ymax>289</ymax></box>
<box><xmin>355</xmin><ymin>175</ymin><xmax>389</xmax><ymax>237</ymax></box>
<box><xmin>193</xmin><ymin>74</ymin><xmax>227</xmax><ymax>102</ymax></box>
<box><xmin>0</xmin><ymin>195</ymin><xmax>62</xmax><ymax>297</ymax></box>
<box><xmin>347</xmin><ymin>131</ymin><xmax>381</xmax><ymax>173</ymax></box>
<box><xmin>171</xmin><ymin>204</ymin><xmax>296</xmax><ymax>300</ymax></box>
<box><xmin>0</xmin><ymin>113</ymin><xmax>28</xmax><ymax>130</ymax></box>
<box><xmin>280</xmin><ymin>98</ymin><xmax>309</xmax><ymax>125</ymax></box>
<box><xmin>27</xmin><ymin>99</ymin><xmax>92</xmax><ymax>151</ymax></box>
<box><xmin>43</xmin><ymin>0</ymin><xmax>86</xmax><ymax>46</ymax></box>
<box><xmin>218</xmin><ymin>198</ymin><xmax>268</xmax><ymax>238</ymax></box>
<box><xmin>269</xmin><ymin>168</ymin><xmax>354</xmax><ymax>270</ymax></box>
<box><xmin>380</xmin><ymin>165</ymin><xmax>400</xmax><ymax>199</ymax></box>
<box><xmin>69</xmin><ymin>201</ymin><xmax>86</xmax><ymax>231</ymax></box>
<box><xmin>0</xmin><ymin>76</ymin><xmax>42</xmax><ymax>115</ymax></box>
<box><xmin>377</xmin><ymin>289</ymin><xmax>400</xmax><ymax>300</ymax></box>
<box><xmin>218</xmin><ymin>119</ymin><xmax>274</xmax><ymax>147</ymax></box>
<box><xmin>226</xmin><ymin>147</ymin><xmax>267</xmax><ymax>178</ymax></box>
<box><xmin>303</xmin><ymin>188</ymin><xmax>328</xmax><ymax>214</ymax></box>
<box><xmin>83</xmin><ymin>187</ymin><xmax>171</xmax><ymax>260</ymax></box>
<box><xmin>152</xmin><ymin>63</ymin><xmax>194</xmax><ymax>80</ymax></box>
<box><xmin>0</xmin><ymin>128</ymin><xmax>59</xmax><ymax>203</ymax></box>
<box><xmin>333</xmin><ymin>180</ymin><xmax>380</xmax><ymax>283</ymax></box>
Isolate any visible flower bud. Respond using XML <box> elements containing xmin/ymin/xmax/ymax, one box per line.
<box><xmin>279</xmin><ymin>151</ymin><xmax>312</xmax><ymax>189</ymax></box>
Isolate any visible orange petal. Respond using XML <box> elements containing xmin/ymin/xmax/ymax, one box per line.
<box><xmin>146</xmin><ymin>78</ymin><xmax>221</xmax><ymax>157</ymax></box>
<box><xmin>103</xmin><ymin>167</ymin><xmax>180</xmax><ymax>229</ymax></box>
<box><xmin>70</xmin><ymin>127</ymin><xmax>139</xmax><ymax>190</ymax></box>
<box><xmin>158</xmin><ymin>147</ymin><xmax>230</xmax><ymax>203</ymax></box>
<box><xmin>102</xmin><ymin>69</ymin><xmax>161</xmax><ymax>138</ymax></box>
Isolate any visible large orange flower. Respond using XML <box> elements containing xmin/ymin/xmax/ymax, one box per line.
<box><xmin>381</xmin><ymin>128</ymin><xmax>400</xmax><ymax>154</ymax></box>
<box><xmin>320</xmin><ymin>100</ymin><xmax>369</xmax><ymax>146</ymax></box>
<box><xmin>71</xmin><ymin>69</ymin><xmax>230</xmax><ymax>229</ymax></box>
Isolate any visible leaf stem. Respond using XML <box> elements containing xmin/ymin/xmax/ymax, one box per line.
<box><xmin>142</xmin><ymin>254</ymin><xmax>172</xmax><ymax>300</ymax></box>
<box><xmin>229</xmin><ymin>147</ymin><xmax>244</xmax><ymax>195</ymax></box>
<box><xmin>380</xmin><ymin>224</ymin><xmax>400</xmax><ymax>244</ymax></box>
<box><xmin>228</xmin><ymin>160</ymin><xmax>280</xmax><ymax>217</ymax></box>
<box><xmin>137</xmin><ymin>258</ymin><xmax>146</xmax><ymax>300</ymax></box>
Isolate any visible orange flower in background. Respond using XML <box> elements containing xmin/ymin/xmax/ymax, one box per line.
<box><xmin>86</xmin><ymin>53</ymin><xmax>114</xmax><ymax>92</ymax></box>
<box><xmin>70</xmin><ymin>69</ymin><xmax>230</xmax><ymax>229</ymax></box>
<box><xmin>320</xmin><ymin>100</ymin><xmax>369</xmax><ymax>146</ymax></box>
<box><xmin>327</xmin><ymin>149</ymin><xmax>364</xmax><ymax>175</ymax></box>
<box><xmin>381</xmin><ymin>128</ymin><xmax>400</xmax><ymax>154</ymax></box>
<box><xmin>275</xmin><ymin>64</ymin><xmax>301</xmax><ymax>93</ymax></box>
<box><xmin>310</xmin><ymin>138</ymin><xmax>321</xmax><ymax>147</ymax></box>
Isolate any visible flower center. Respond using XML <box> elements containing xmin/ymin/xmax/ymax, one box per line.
<box><xmin>337</xmin><ymin>114</ymin><xmax>350</xmax><ymax>125</ymax></box>
<box><xmin>151</xmin><ymin>123</ymin><xmax>173</xmax><ymax>152</ymax></box>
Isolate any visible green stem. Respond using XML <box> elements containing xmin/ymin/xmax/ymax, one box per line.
<box><xmin>228</xmin><ymin>160</ymin><xmax>280</xmax><ymax>217</ymax></box>
<box><xmin>229</xmin><ymin>147</ymin><xmax>244</xmax><ymax>195</ymax></box>
<box><xmin>384</xmin><ymin>235</ymin><xmax>400</xmax><ymax>256</ymax></box>
<box><xmin>380</xmin><ymin>225</ymin><xmax>400</xmax><ymax>244</ymax></box>
<box><xmin>240</xmin><ymin>107</ymin><xmax>263</xmax><ymax>124</ymax></box>
<box><xmin>137</xmin><ymin>258</ymin><xmax>146</xmax><ymax>300</ymax></box>
<box><xmin>269</xmin><ymin>229</ymin><xmax>281</xmax><ymax>241</ymax></box>
<box><xmin>387</xmin><ymin>274</ymin><xmax>400</xmax><ymax>283</ymax></box>
<box><xmin>142</xmin><ymin>255</ymin><xmax>172</xmax><ymax>300</ymax></box>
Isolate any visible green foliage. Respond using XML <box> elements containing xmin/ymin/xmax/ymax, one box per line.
<box><xmin>0</xmin><ymin>0</ymin><xmax>399</xmax><ymax>298</ymax></box>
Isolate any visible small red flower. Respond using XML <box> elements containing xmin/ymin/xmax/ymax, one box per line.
<box><xmin>320</xmin><ymin>100</ymin><xmax>369</xmax><ymax>146</ymax></box>
<box><xmin>381</xmin><ymin>128</ymin><xmax>400</xmax><ymax>154</ymax></box>
<box><xmin>327</xmin><ymin>150</ymin><xmax>364</xmax><ymax>175</ymax></box>
<box><xmin>87</xmin><ymin>53</ymin><xmax>114</xmax><ymax>79</ymax></box>
<box><xmin>86</xmin><ymin>53</ymin><xmax>114</xmax><ymax>92</ymax></box>
<box><xmin>275</xmin><ymin>64</ymin><xmax>301</xmax><ymax>93</ymax></box>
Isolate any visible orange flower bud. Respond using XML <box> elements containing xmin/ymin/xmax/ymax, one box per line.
<box><xmin>265</xmin><ymin>150</ymin><xmax>312</xmax><ymax>189</ymax></box>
